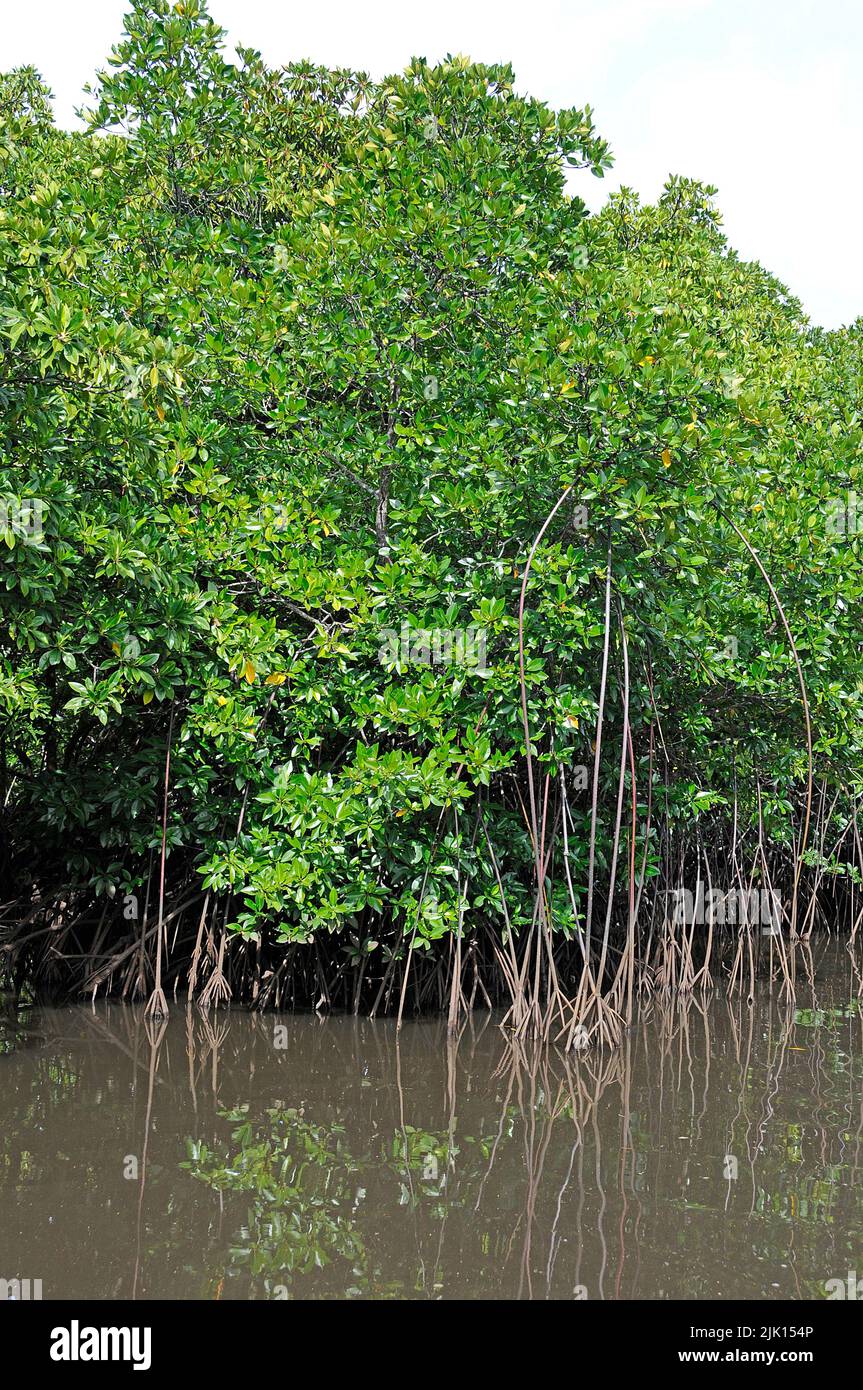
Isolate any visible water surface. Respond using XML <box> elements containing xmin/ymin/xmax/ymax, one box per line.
<box><xmin>1</xmin><ymin>942</ymin><xmax>861</xmax><ymax>1299</ymax></box>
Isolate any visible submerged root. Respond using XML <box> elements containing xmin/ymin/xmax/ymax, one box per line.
<box><xmin>2</xmin><ymin>849</ymin><xmax>855</xmax><ymax>1050</ymax></box>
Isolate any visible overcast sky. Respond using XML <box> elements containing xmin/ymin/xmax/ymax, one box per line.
<box><xmin>4</xmin><ymin>0</ymin><xmax>861</xmax><ymax>328</ymax></box>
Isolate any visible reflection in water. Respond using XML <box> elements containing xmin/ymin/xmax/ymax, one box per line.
<box><xmin>0</xmin><ymin>941</ymin><xmax>861</xmax><ymax>1300</ymax></box>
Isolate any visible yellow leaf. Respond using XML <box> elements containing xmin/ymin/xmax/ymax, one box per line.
<box><xmin>216</xmin><ymin>695</ymin><xmax>228</xmax><ymax>706</ymax></box>
<box><xmin>661</xmin><ymin>448</ymin><xmax>672</xmax><ymax>468</ymax></box>
<box><xmin>265</xmin><ymin>672</ymin><xmax>287</xmax><ymax>686</ymax></box>
<box><xmin>639</xmin><ymin>355</ymin><xmax>655</xmax><ymax>366</ymax></box>
<box><xmin>111</xmin><ymin>641</ymin><xmax>121</xmax><ymax>656</ymax></box>
<box><xmin>243</xmin><ymin>659</ymin><xmax>257</xmax><ymax>684</ymax></box>
<box><xmin>513</xmin><ymin>203</ymin><xmax>527</xmax><ymax>217</ymax></box>
<box><xmin>155</xmin><ymin>403</ymin><xmax>165</xmax><ymax>422</ymax></box>
<box><xmin>142</xmin><ymin>689</ymin><xmax>154</xmax><ymax>705</ymax></box>
<box><xmin>564</xmin><ymin>715</ymin><xmax>579</xmax><ymax>729</ymax></box>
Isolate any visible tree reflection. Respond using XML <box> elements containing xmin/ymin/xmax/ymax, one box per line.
<box><xmin>0</xmin><ymin>953</ymin><xmax>861</xmax><ymax>1299</ymax></box>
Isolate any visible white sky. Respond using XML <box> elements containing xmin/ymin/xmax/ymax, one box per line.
<box><xmin>3</xmin><ymin>0</ymin><xmax>861</xmax><ymax>328</ymax></box>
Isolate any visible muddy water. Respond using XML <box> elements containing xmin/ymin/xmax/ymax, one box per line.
<box><xmin>1</xmin><ymin>943</ymin><xmax>861</xmax><ymax>1300</ymax></box>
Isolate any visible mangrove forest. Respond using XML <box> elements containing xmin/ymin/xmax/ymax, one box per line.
<box><xmin>2</xmin><ymin>0</ymin><xmax>863</xmax><ymax>1051</ymax></box>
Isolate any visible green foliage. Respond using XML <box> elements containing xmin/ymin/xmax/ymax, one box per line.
<box><xmin>1</xmin><ymin>1</ymin><xmax>861</xmax><ymax>984</ymax></box>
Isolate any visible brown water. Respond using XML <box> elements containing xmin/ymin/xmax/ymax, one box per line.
<box><xmin>1</xmin><ymin>943</ymin><xmax>861</xmax><ymax>1300</ymax></box>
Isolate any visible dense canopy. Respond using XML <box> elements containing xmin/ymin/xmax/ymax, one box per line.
<box><xmin>2</xmin><ymin>0</ymin><xmax>862</xmax><ymax>1031</ymax></box>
